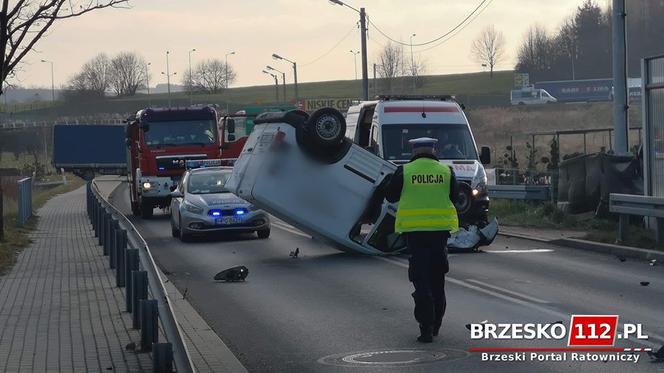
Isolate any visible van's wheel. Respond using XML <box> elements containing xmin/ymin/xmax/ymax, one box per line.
<box><xmin>305</xmin><ymin>108</ymin><xmax>346</xmax><ymax>149</ymax></box>
<box><xmin>140</xmin><ymin>200</ymin><xmax>153</xmax><ymax>219</ymax></box>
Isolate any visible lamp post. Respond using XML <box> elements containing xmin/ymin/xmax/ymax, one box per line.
<box><xmin>266</xmin><ymin>65</ymin><xmax>286</xmax><ymax>104</ymax></box>
<box><xmin>161</xmin><ymin>51</ymin><xmax>177</xmax><ymax>108</ymax></box>
<box><xmin>410</xmin><ymin>33</ymin><xmax>416</xmax><ymax>92</ymax></box>
<box><xmin>225</xmin><ymin>51</ymin><xmax>235</xmax><ymax>113</ymax></box>
<box><xmin>272</xmin><ymin>53</ymin><xmax>298</xmax><ymax>102</ymax></box>
<box><xmin>188</xmin><ymin>48</ymin><xmax>196</xmax><ymax>105</ymax></box>
<box><xmin>262</xmin><ymin>70</ymin><xmax>279</xmax><ymax>103</ymax></box>
<box><xmin>145</xmin><ymin>62</ymin><xmax>152</xmax><ymax>106</ymax></box>
<box><xmin>40</xmin><ymin>59</ymin><xmax>55</xmax><ymax>102</ymax></box>
<box><xmin>329</xmin><ymin>0</ymin><xmax>368</xmax><ymax>100</ymax></box>
<box><xmin>349</xmin><ymin>50</ymin><xmax>360</xmax><ymax>80</ymax></box>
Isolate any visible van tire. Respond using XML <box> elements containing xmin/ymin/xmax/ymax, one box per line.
<box><xmin>305</xmin><ymin>108</ymin><xmax>346</xmax><ymax>149</ymax></box>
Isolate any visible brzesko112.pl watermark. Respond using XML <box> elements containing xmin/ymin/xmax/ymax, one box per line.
<box><xmin>468</xmin><ymin>315</ymin><xmax>655</xmax><ymax>364</ymax></box>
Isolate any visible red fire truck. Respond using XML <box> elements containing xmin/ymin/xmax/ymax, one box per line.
<box><xmin>126</xmin><ymin>106</ymin><xmax>222</xmax><ymax>218</ymax></box>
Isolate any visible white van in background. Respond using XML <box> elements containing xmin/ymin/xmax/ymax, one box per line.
<box><xmin>510</xmin><ymin>87</ymin><xmax>557</xmax><ymax>105</ymax></box>
<box><xmin>345</xmin><ymin>95</ymin><xmax>496</xmax><ymax>238</ymax></box>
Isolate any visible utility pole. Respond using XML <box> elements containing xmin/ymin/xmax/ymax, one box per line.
<box><xmin>145</xmin><ymin>62</ymin><xmax>151</xmax><ymax>106</ymax></box>
<box><xmin>359</xmin><ymin>7</ymin><xmax>368</xmax><ymax>101</ymax></box>
<box><xmin>373</xmin><ymin>63</ymin><xmax>377</xmax><ymax>97</ymax></box>
<box><xmin>188</xmin><ymin>48</ymin><xmax>196</xmax><ymax>105</ymax></box>
<box><xmin>272</xmin><ymin>53</ymin><xmax>298</xmax><ymax>102</ymax></box>
<box><xmin>612</xmin><ymin>0</ymin><xmax>628</xmax><ymax>154</ymax></box>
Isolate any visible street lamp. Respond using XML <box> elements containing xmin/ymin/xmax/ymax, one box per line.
<box><xmin>329</xmin><ymin>0</ymin><xmax>368</xmax><ymax>100</ymax></box>
<box><xmin>145</xmin><ymin>62</ymin><xmax>152</xmax><ymax>106</ymax></box>
<box><xmin>188</xmin><ymin>48</ymin><xmax>196</xmax><ymax>105</ymax></box>
<box><xmin>266</xmin><ymin>65</ymin><xmax>286</xmax><ymax>104</ymax></box>
<box><xmin>262</xmin><ymin>70</ymin><xmax>279</xmax><ymax>103</ymax></box>
<box><xmin>161</xmin><ymin>51</ymin><xmax>177</xmax><ymax>108</ymax></box>
<box><xmin>272</xmin><ymin>53</ymin><xmax>298</xmax><ymax>102</ymax></box>
<box><xmin>349</xmin><ymin>50</ymin><xmax>360</xmax><ymax>80</ymax></box>
<box><xmin>225</xmin><ymin>51</ymin><xmax>235</xmax><ymax>113</ymax></box>
<box><xmin>40</xmin><ymin>59</ymin><xmax>55</xmax><ymax>102</ymax></box>
<box><xmin>410</xmin><ymin>33</ymin><xmax>417</xmax><ymax>92</ymax></box>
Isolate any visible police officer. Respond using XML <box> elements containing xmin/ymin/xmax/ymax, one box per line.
<box><xmin>385</xmin><ymin>137</ymin><xmax>458</xmax><ymax>343</ymax></box>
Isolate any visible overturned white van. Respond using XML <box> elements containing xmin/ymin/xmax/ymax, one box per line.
<box><xmin>225</xmin><ymin>107</ymin><xmax>497</xmax><ymax>255</ymax></box>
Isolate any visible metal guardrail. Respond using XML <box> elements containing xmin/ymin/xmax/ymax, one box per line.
<box><xmin>88</xmin><ymin>180</ymin><xmax>195</xmax><ymax>373</ymax></box>
<box><xmin>17</xmin><ymin>177</ymin><xmax>33</xmax><ymax>225</ymax></box>
<box><xmin>609</xmin><ymin>193</ymin><xmax>664</xmax><ymax>244</ymax></box>
<box><xmin>488</xmin><ymin>185</ymin><xmax>551</xmax><ymax>201</ymax></box>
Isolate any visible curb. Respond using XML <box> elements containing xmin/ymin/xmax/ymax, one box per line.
<box><xmin>499</xmin><ymin>231</ymin><xmax>664</xmax><ymax>261</ymax></box>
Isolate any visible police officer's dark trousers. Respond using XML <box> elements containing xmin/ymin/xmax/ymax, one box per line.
<box><xmin>406</xmin><ymin>231</ymin><xmax>449</xmax><ymax>332</ymax></box>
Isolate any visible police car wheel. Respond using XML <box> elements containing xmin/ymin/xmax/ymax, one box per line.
<box><xmin>306</xmin><ymin>108</ymin><xmax>346</xmax><ymax>148</ymax></box>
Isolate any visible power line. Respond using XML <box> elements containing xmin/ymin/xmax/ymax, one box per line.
<box><xmin>300</xmin><ymin>24</ymin><xmax>358</xmax><ymax>67</ymax></box>
<box><xmin>416</xmin><ymin>0</ymin><xmax>494</xmax><ymax>53</ymax></box>
<box><xmin>367</xmin><ymin>0</ymin><xmax>488</xmax><ymax>47</ymax></box>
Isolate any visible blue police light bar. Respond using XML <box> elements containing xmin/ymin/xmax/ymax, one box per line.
<box><xmin>235</xmin><ymin>210</ymin><xmax>245</xmax><ymax>215</ymax></box>
<box><xmin>186</xmin><ymin>159</ymin><xmax>222</xmax><ymax>169</ymax></box>
<box><xmin>209</xmin><ymin>209</ymin><xmax>222</xmax><ymax>217</ymax></box>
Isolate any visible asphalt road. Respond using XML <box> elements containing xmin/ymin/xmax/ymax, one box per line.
<box><xmin>110</xmin><ymin>182</ymin><xmax>664</xmax><ymax>373</ymax></box>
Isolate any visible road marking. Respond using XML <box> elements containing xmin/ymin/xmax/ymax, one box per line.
<box><xmin>375</xmin><ymin>256</ymin><xmax>663</xmax><ymax>347</ymax></box>
<box><xmin>464</xmin><ymin>279</ymin><xmax>551</xmax><ymax>304</ymax></box>
<box><xmin>272</xmin><ymin>222</ymin><xmax>311</xmax><ymax>238</ymax></box>
<box><xmin>484</xmin><ymin>249</ymin><xmax>554</xmax><ymax>254</ymax></box>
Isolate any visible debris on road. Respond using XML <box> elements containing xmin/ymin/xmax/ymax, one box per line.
<box><xmin>290</xmin><ymin>248</ymin><xmax>300</xmax><ymax>258</ymax></box>
<box><xmin>618</xmin><ymin>256</ymin><xmax>627</xmax><ymax>262</ymax></box>
<box><xmin>650</xmin><ymin>259</ymin><xmax>657</xmax><ymax>266</ymax></box>
<box><xmin>647</xmin><ymin>345</ymin><xmax>664</xmax><ymax>362</ymax></box>
<box><xmin>214</xmin><ymin>266</ymin><xmax>249</xmax><ymax>282</ymax></box>
<box><xmin>640</xmin><ymin>281</ymin><xmax>650</xmax><ymax>286</ymax></box>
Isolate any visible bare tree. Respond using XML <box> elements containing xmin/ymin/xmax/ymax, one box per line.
<box><xmin>190</xmin><ymin>59</ymin><xmax>236</xmax><ymax>94</ymax></box>
<box><xmin>0</xmin><ymin>0</ymin><xmax>130</xmax><ymax>95</ymax></box>
<box><xmin>66</xmin><ymin>53</ymin><xmax>111</xmax><ymax>97</ymax></box>
<box><xmin>376</xmin><ymin>42</ymin><xmax>407</xmax><ymax>94</ymax></box>
<box><xmin>471</xmin><ymin>25</ymin><xmax>506</xmax><ymax>78</ymax></box>
<box><xmin>109</xmin><ymin>52</ymin><xmax>146</xmax><ymax>96</ymax></box>
<box><xmin>558</xmin><ymin>16</ymin><xmax>578</xmax><ymax>80</ymax></box>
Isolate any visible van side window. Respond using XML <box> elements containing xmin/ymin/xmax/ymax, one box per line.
<box><xmin>357</xmin><ymin>107</ymin><xmax>375</xmax><ymax>147</ymax></box>
<box><xmin>370</xmin><ymin>125</ymin><xmax>380</xmax><ymax>155</ymax></box>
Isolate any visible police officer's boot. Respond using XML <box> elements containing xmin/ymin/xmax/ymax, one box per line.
<box><xmin>417</xmin><ymin>324</ymin><xmax>433</xmax><ymax>343</ymax></box>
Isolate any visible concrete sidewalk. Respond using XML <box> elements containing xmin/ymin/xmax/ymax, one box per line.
<box><xmin>0</xmin><ymin>186</ymin><xmax>152</xmax><ymax>372</ymax></box>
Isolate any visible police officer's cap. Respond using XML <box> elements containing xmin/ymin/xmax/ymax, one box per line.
<box><xmin>409</xmin><ymin>137</ymin><xmax>438</xmax><ymax>149</ymax></box>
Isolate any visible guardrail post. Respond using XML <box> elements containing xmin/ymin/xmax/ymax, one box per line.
<box><xmin>152</xmin><ymin>343</ymin><xmax>173</xmax><ymax>373</ymax></box>
<box><xmin>94</xmin><ymin>199</ymin><xmax>101</xmax><ymax>236</ymax></box>
<box><xmin>91</xmin><ymin>198</ymin><xmax>97</xmax><ymax>233</ymax></box>
<box><xmin>140</xmin><ymin>299</ymin><xmax>159</xmax><ymax>351</ymax></box>
<box><xmin>131</xmin><ymin>270</ymin><xmax>148</xmax><ymax>329</ymax></box>
<box><xmin>103</xmin><ymin>210</ymin><xmax>111</xmax><ymax>256</ymax></box>
<box><xmin>98</xmin><ymin>207</ymin><xmax>105</xmax><ymax>246</ymax></box>
<box><xmin>656</xmin><ymin>218</ymin><xmax>664</xmax><ymax>245</ymax></box>
<box><xmin>618</xmin><ymin>214</ymin><xmax>629</xmax><ymax>243</ymax></box>
<box><xmin>116</xmin><ymin>230</ymin><xmax>127</xmax><ymax>287</ymax></box>
<box><xmin>110</xmin><ymin>219</ymin><xmax>119</xmax><ymax>269</ymax></box>
<box><xmin>125</xmin><ymin>249</ymin><xmax>139</xmax><ymax>312</ymax></box>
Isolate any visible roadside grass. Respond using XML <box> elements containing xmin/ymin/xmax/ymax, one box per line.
<box><xmin>491</xmin><ymin>199</ymin><xmax>662</xmax><ymax>250</ymax></box>
<box><xmin>0</xmin><ymin>176</ymin><xmax>85</xmax><ymax>274</ymax></box>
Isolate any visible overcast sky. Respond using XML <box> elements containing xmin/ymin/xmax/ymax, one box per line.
<box><xmin>15</xmin><ymin>0</ymin><xmax>602</xmax><ymax>89</ymax></box>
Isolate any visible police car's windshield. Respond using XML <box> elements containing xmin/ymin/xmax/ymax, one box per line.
<box><xmin>382</xmin><ymin>124</ymin><xmax>478</xmax><ymax>161</ymax></box>
<box><xmin>144</xmin><ymin>120</ymin><xmax>217</xmax><ymax>147</ymax></box>
<box><xmin>187</xmin><ymin>171</ymin><xmax>231</xmax><ymax>194</ymax></box>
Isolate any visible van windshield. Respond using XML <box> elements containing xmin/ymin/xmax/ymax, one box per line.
<box><xmin>382</xmin><ymin>124</ymin><xmax>478</xmax><ymax>161</ymax></box>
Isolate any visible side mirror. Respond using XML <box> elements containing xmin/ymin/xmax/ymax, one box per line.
<box><xmin>228</xmin><ymin>134</ymin><xmax>236</xmax><ymax>142</ymax></box>
<box><xmin>170</xmin><ymin>191</ymin><xmax>183</xmax><ymax>198</ymax></box>
<box><xmin>480</xmin><ymin>146</ymin><xmax>491</xmax><ymax>165</ymax></box>
<box><xmin>226</xmin><ymin>119</ymin><xmax>235</xmax><ymax>134</ymax></box>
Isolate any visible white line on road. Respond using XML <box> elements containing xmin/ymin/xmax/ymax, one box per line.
<box><xmin>464</xmin><ymin>279</ymin><xmax>551</xmax><ymax>304</ymax></box>
<box><xmin>375</xmin><ymin>256</ymin><xmax>663</xmax><ymax>348</ymax></box>
<box><xmin>483</xmin><ymin>249</ymin><xmax>555</xmax><ymax>254</ymax></box>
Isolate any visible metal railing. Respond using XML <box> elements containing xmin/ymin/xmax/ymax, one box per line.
<box><xmin>609</xmin><ymin>193</ymin><xmax>664</xmax><ymax>244</ymax></box>
<box><xmin>17</xmin><ymin>177</ymin><xmax>33</xmax><ymax>225</ymax></box>
<box><xmin>488</xmin><ymin>184</ymin><xmax>551</xmax><ymax>201</ymax></box>
<box><xmin>87</xmin><ymin>180</ymin><xmax>195</xmax><ymax>373</ymax></box>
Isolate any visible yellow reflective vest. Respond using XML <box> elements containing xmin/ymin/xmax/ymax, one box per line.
<box><xmin>394</xmin><ymin>158</ymin><xmax>459</xmax><ymax>233</ymax></box>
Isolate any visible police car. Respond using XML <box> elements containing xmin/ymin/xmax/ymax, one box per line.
<box><xmin>169</xmin><ymin>160</ymin><xmax>270</xmax><ymax>241</ymax></box>
<box><xmin>225</xmin><ymin>108</ymin><xmax>497</xmax><ymax>255</ymax></box>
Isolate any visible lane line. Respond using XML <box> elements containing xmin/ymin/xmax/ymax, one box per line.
<box><xmin>375</xmin><ymin>256</ymin><xmax>663</xmax><ymax>347</ymax></box>
<box><xmin>464</xmin><ymin>279</ymin><xmax>551</xmax><ymax>304</ymax></box>
<box><xmin>484</xmin><ymin>249</ymin><xmax>554</xmax><ymax>254</ymax></box>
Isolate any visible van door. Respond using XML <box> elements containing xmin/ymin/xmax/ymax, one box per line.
<box><xmin>355</xmin><ymin>105</ymin><xmax>376</xmax><ymax>147</ymax></box>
